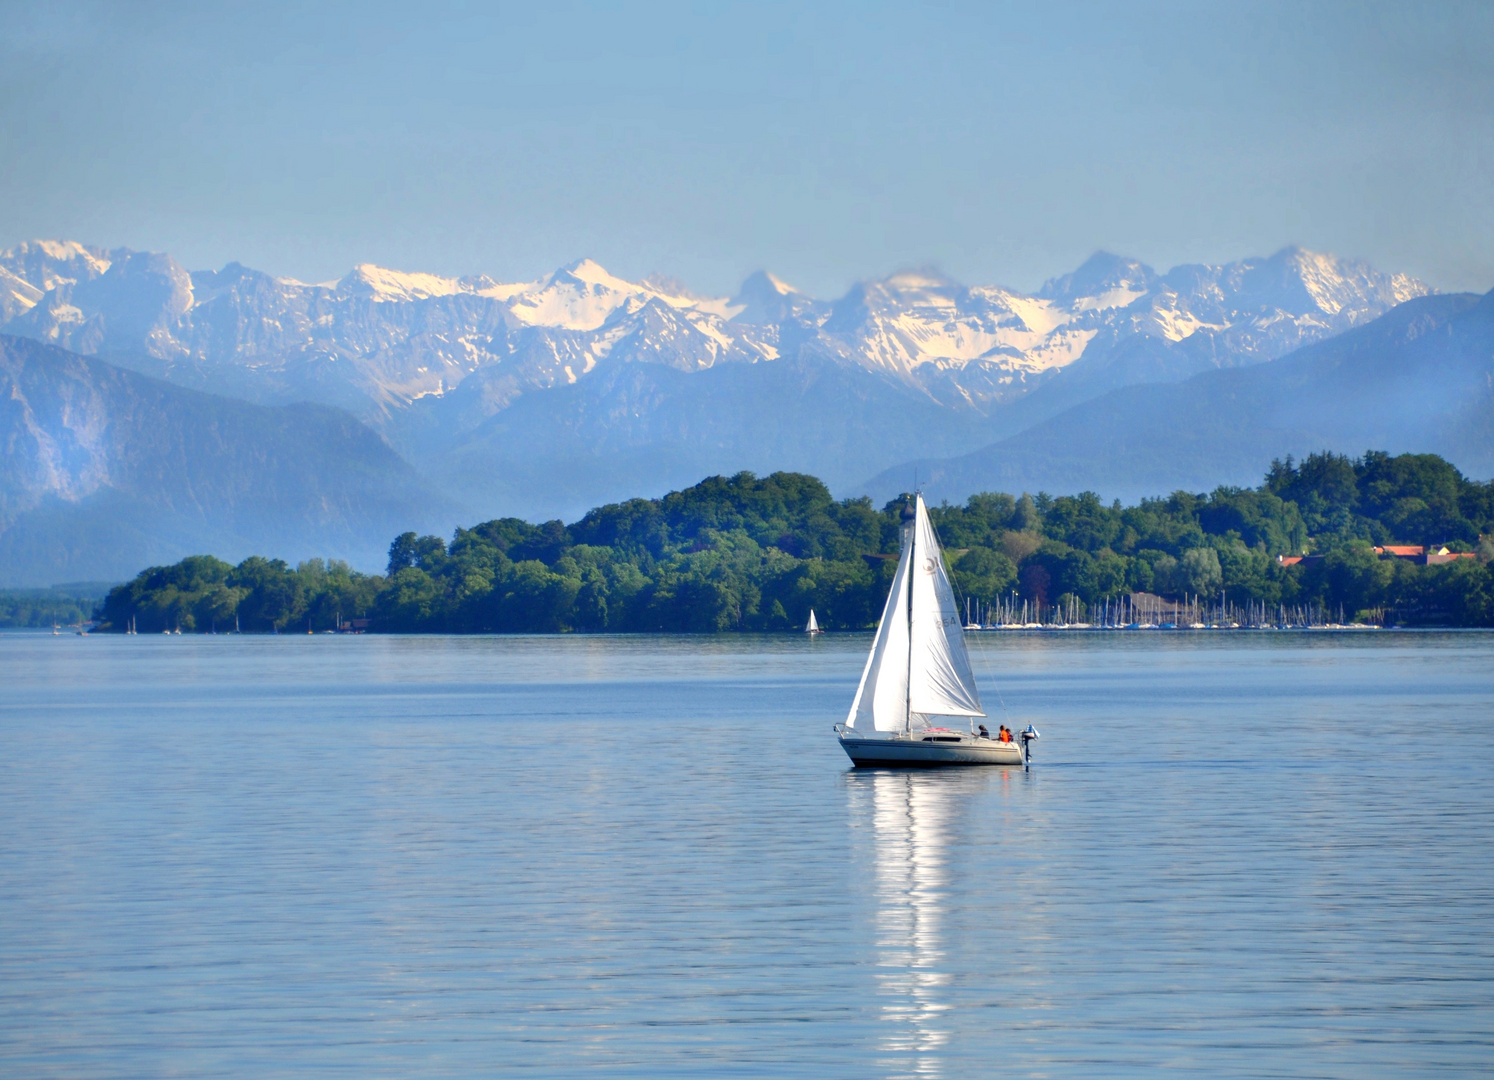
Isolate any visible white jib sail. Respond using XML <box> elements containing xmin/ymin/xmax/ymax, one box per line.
<box><xmin>846</xmin><ymin>528</ymin><xmax>912</xmax><ymax>731</ymax></box>
<box><xmin>806</xmin><ymin>610</ymin><xmax>819</xmax><ymax>633</ymax></box>
<box><xmin>908</xmin><ymin>496</ymin><xmax>985</xmax><ymax>719</ymax></box>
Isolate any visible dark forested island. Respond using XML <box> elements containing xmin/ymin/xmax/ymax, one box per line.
<box><xmin>93</xmin><ymin>451</ymin><xmax>1494</xmax><ymax>633</ymax></box>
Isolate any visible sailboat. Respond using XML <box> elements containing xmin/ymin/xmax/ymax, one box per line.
<box><xmin>835</xmin><ymin>495</ymin><xmax>1032</xmax><ymax>766</ymax></box>
<box><xmin>805</xmin><ymin>609</ymin><xmax>824</xmax><ymax>635</ymax></box>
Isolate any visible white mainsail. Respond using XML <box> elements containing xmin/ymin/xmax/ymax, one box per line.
<box><xmin>846</xmin><ymin>528</ymin><xmax>912</xmax><ymax>731</ymax></box>
<box><xmin>846</xmin><ymin>495</ymin><xmax>984</xmax><ymax>731</ymax></box>
<box><xmin>909</xmin><ymin>497</ymin><xmax>984</xmax><ymax>719</ymax></box>
<box><xmin>806</xmin><ymin>609</ymin><xmax>820</xmax><ymax>633</ymax></box>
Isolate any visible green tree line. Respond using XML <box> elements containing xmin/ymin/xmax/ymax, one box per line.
<box><xmin>95</xmin><ymin>451</ymin><xmax>1494</xmax><ymax>633</ymax></box>
<box><xmin>0</xmin><ymin>583</ymin><xmax>113</xmax><ymax>629</ymax></box>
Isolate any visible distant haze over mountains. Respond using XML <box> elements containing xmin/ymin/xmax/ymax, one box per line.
<box><xmin>0</xmin><ymin>336</ymin><xmax>457</xmax><ymax>585</ymax></box>
<box><xmin>0</xmin><ymin>239</ymin><xmax>1433</xmax><ymax>525</ymax></box>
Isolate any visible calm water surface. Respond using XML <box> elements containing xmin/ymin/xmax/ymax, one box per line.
<box><xmin>1</xmin><ymin>631</ymin><xmax>1491</xmax><ymax>1078</ymax></box>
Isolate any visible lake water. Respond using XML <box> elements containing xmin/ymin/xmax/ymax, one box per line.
<box><xmin>1</xmin><ymin>630</ymin><xmax>1491</xmax><ymax>1078</ymax></box>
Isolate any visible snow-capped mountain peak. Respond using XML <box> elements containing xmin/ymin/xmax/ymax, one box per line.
<box><xmin>506</xmin><ymin>259</ymin><xmax>642</xmax><ymax>330</ymax></box>
<box><xmin>554</xmin><ymin>257</ymin><xmax>630</xmax><ymax>290</ymax></box>
<box><xmin>1039</xmin><ymin>252</ymin><xmax>1158</xmax><ymax>308</ymax></box>
<box><xmin>1</xmin><ymin>239</ymin><xmax>114</xmax><ymax>292</ymax></box>
<box><xmin>761</xmin><ymin>271</ymin><xmax>797</xmax><ymax>295</ymax></box>
<box><xmin>1234</xmin><ymin>246</ymin><xmax>1428</xmax><ymax>319</ymax></box>
<box><xmin>337</xmin><ymin>264</ymin><xmax>466</xmax><ymax>302</ymax></box>
<box><xmin>728</xmin><ymin>270</ymin><xmax>809</xmax><ymax>325</ymax></box>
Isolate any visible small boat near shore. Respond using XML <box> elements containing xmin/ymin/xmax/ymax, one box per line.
<box><xmin>836</xmin><ymin>494</ymin><xmax>1036</xmax><ymax>768</ymax></box>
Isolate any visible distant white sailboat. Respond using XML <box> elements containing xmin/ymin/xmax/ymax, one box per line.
<box><xmin>805</xmin><ymin>609</ymin><xmax>824</xmax><ymax>635</ymax></box>
<box><xmin>835</xmin><ymin>495</ymin><xmax>1037</xmax><ymax>767</ymax></box>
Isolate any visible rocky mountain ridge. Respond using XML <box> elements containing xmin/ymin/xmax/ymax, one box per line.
<box><xmin>0</xmin><ymin>238</ymin><xmax>1432</xmax><ymax>519</ymax></box>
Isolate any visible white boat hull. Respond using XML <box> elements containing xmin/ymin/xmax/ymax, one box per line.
<box><xmin>838</xmin><ymin>732</ymin><xmax>1023</xmax><ymax>767</ymax></box>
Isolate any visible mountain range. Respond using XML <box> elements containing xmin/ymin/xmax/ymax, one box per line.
<box><xmin>866</xmin><ymin>289</ymin><xmax>1494</xmax><ymax>505</ymax></box>
<box><xmin>5</xmin><ymin>241</ymin><xmax>1423</xmax><ymax>429</ymax></box>
<box><xmin>0</xmin><ymin>237</ymin><xmax>1484</xmax><ymax>585</ymax></box>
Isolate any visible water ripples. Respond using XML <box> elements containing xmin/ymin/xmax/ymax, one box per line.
<box><xmin>0</xmin><ymin>631</ymin><xmax>1490</xmax><ymax>1077</ymax></box>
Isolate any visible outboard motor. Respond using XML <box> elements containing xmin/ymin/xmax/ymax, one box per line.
<box><xmin>1020</xmin><ymin>725</ymin><xmax>1040</xmax><ymax>768</ymax></box>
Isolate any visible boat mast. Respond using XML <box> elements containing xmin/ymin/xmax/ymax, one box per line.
<box><xmin>904</xmin><ymin>496</ymin><xmax>915</xmax><ymax>736</ymax></box>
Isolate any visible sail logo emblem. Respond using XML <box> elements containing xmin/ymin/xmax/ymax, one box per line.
<box><xmin>922</xmin><ymin>557</ymin><xmax>937</xmax><ymax>574</ymax></box>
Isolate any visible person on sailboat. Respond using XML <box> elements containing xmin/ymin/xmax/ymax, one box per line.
<box><xmin>998</xmin><ymin>725</ymin><xmax>1012</xmax><ymax>743</ymax></box>
<box><xmin>978</xmin><ymin>724</ymin><xmax>990</xmax><ymax>739</ymax></box>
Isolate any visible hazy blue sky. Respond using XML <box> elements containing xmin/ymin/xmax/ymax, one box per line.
<box><xmin>2</xmin><ymin>1</ymin><xmax>1491</xmax><ymax>296</ymax></box>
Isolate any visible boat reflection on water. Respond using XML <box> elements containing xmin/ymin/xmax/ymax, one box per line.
<box><xmin>847</xmin><ymin>763</ymin><xmax>1061</xmax><ymax>1077</ymax></box>
<box><xmin>845</xmin><ymin>768</ymin><xmax>990</xmax><ymax>1076</ymax></box>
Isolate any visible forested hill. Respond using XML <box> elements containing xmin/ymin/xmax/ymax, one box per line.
<box><xmin>97</xmin><ymin>451</ymin><xmax>1494</xmax><ymax>633</ymax></box>
<box><xmin>0</xmin><ymin>334</ymin><xmax>459</xmax><ymax>585</ymax></box>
